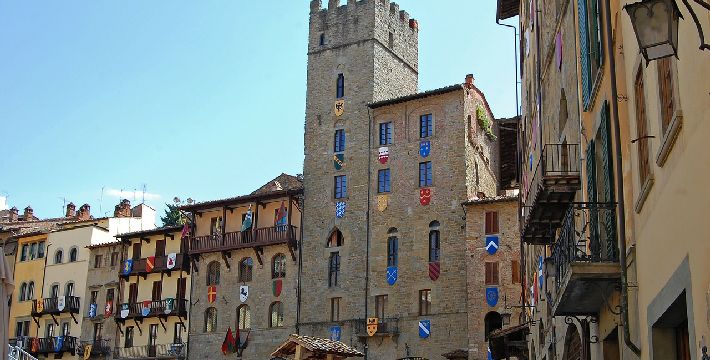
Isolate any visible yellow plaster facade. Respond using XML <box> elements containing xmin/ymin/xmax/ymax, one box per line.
<box><xmin>9</xmin><ymin>233</ymin><xmax>48</xmax><ymax>340</ymax></box>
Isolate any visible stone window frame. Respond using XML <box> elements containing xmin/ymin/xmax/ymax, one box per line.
<box><xmin>326</xmin><ymin>228</ymin><xmax>344</xmax><ymax>248</ymax></box>
<box><xmin>378</xmin><ymin>121</ymin><xmax>394</xmax><ymax>146</ymax></box>
<box><xmin>377</xmin><ymin>168</ymin><xmax>391</xmax><ymax>193</ymax></box>
<box><xmin>238</xmin><ymin>257</ymin><xmax>253</xmax><ymax>283</ymax></box>
<box><xmin>54</xmin><ymin>248</ymin><xmax>64</xmax><ymax>264</ymax></box>
<box><xmin>428</xmin><ymin>221</ymin><xmax>440</xmax><ymax>263</ymax></box>
<box><xmin>204</xmin><ymin>307</ymin><xmax>217</xmax><ymax>333</ymax></box>
<box><xmin>333</xmin><ymin>128</ymin><xmax>346</xmax><ymax>154</ymax></box>
<box><xmin>336</xmin><ymin>73</ymin><xmax>345</xmax><ymax>99</ymax></box>
<box><xmin>654</xmin><ymin>56</ymin><xmax>683</xmax><ymax>167</ymax></box>
<box><xmin>68</xmin><ymin>246</ymin><xmax>79</xmax><ymax>262</ymax></box>
<box><xmin>632</xmin><ymin>62</ymin><xmax>655</xmax><ymax>214</ymax></box>
<box><xmin>418</xmin><ymin>289</ymin><xmax>432</xmax><ymax>316</ymax></box>
<box><xmin>272</xmin><ymin>254</ymin><xmax>286</xmax><ymax>279</ymax></box>
<box><xmin>419</xmin><ymin>113</ymin><xmax>434</xmax><ymax>139</ymax></box>
<box><xmin>334</xmin><ymin>175</ymin><xmax>348</xmax><ymax>199</ymax></box>
<box><xmin>269</xmin><ymin>301</ymin><xmax>284</xmax><ymax>328</ymax></box>
<box><xmin>206</xmin><ymin>261</ymin><xmax>220</xmax><ymax>286</ymax></box>
<box><xmin>236</xmin><ymin>304</ymin><xmax>251</xmax><ymax>330</ymax></box>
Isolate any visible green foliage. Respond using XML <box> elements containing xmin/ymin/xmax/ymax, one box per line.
<box><xmin>161</xmin><ymin>203</ymin><xmax>184</xmax><ymax>227</ymax></box>
<box><xmin>476</xmin><ymin>105</ymin><xmax>497</xmax><ymax>140</ymax></box>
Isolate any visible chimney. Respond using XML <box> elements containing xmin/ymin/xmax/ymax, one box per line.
<box><xmin>23</xmin><ymin>206</ymin><xmax>34</xmax><ymax>221</ymax></box>
<box><xmin>77</xmin><ymin>204</ymin><xmax>91</xmax><ymax>220</ymax></box>
<box><xmin>114</xmin><ymin>199</ymin><xmax>132</xmax><ymax>218</ymax></box>
<box><xmin>465</xmin><ymin>74</ymin><xmax>475</xmax><ymax>89</ymax></box>
<box><xmin>65</xmin><ymin>202</ymin><xmax>76</xmax><ymax>218</ymax></box>
<box><xmin>8</xmin><ymin>207</ymin><xmax>18</xmax><ymax>222</ymax></box>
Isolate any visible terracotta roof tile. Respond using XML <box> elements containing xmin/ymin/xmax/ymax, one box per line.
<box><xmin>271</xmin><ymin>334</ymin><xmax>364</xmax><ymax>358</ymax></box>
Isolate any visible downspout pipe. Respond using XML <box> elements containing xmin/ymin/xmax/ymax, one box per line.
<box><xmin>602</xmin><ymin>0</ymin><xmax>642</xmax><ymax>355</ymax></box>
<box><xmin>364</xmin><ymin>107</ymin><xmax>374</xmax><ymax>360</ymax></box>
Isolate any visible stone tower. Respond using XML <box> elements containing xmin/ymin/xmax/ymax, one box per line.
<box><xmin>301</xmin><ymin>0</ymin><xmax>419</xmax><ymax>353</ymax></box>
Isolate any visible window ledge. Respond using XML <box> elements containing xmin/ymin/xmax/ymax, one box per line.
<box><xmin>634</xmin><ymin>177</ymin><xmax>655</xmax><ymax>214</ymax></box>
<box><xmin>655</xmin><ymin>110</ymin><xmax>683</xmax><ymax>167</ymax></box>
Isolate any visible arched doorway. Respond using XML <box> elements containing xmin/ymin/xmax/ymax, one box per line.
<box><xmin>563</xmin><ymin>324</ymin><xmax>583</xmax><ymax>360</ymax></box>
<box><xmin>484</xmin><ymin>311</ymin><xmax>503</xmax><ymax>340</ymax></box>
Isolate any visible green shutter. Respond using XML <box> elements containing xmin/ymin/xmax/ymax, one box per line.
<box><xmin>599</xmin><ymin>102</ymin><xmax>618</xmax><ymax>261</ymax></box>
<box><xmin>578</xmin><ymin>0</ymin><xmax>592</xmax><ymax>107</ymax></box>
<box><xmin>586</xmin><ymin>140</ymin><xmax>600</xmax><ymax>260</ymax></box>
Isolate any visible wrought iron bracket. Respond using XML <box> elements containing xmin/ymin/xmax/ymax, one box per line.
<box><xmin>682</xmin><ymin>0</ymin><xmax>710</xmax><ymax>51</ymax></box>
<box><xmin>50</xmin><ymin>314</ymin><xmax>59</xmax><ymax>326</ymax></box>
<box><xmin>70</xmin><ymin>312</ymin><xmax>78</xmax><ymax>325</ymax></box>
<box><xmin>564</xmin><ymin>315</ymin><xmax>599</xmax><ymax>344</ymax></box>
<box><xmin>159</xmin><ymin>317</ymin><xmax>167</xmax><ymax>332</ymax></box>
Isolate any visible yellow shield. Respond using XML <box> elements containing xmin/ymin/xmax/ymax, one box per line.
<box><xmin>36</xmin><ymin>299</ymin><xmax>44</xmax><ymax>313</ymax></box>
<box><xmin>334</xmin><ymin>100</ymin><xmax>345</xmax><ymax>117</ymax></box>
<box><xmin>84</xmin><ymin>344</ymin><xmax>92</xmax><ymax>359</ymax></box>
<box><xmin>377</xmin><ymin>195</ymin><xmax>388</xmax><ymax>212</ymax></box>
<box><xmin>366</xmin><ymin>317</ymin><xmax>378</xmax><ymax>336</ymax></box>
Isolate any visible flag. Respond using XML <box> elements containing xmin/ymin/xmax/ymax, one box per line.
<box><xmin>241</xmin><ymin>206</ymin><xmax>253</xmax><ymax>231</ymax></box>
<box><xmin>222</xmin><ymin>327</ymin><xmax>237</xmax><ymax>355</ymax></box>
<box><xmin>146</xmin><ymin>256</ymin><xmax>155</xmax><ymax>272</ymax></box>
<box><xmin>275</xmin><ymin>201</ymin><xmax>287</xmax><ymax>226</ymax></box>
<box><xmin>181</xmin><ymin>223</ymin><xmax>190</xmax><ymax>239</ymax></box>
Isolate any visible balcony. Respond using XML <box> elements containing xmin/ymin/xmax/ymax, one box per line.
<box><xmin>77</xmin><ymin>339</ymin><xmax>112</xmax><ymax>358</ymax></box>
<box><xmin>114</xmin><ymin>343</ymin><xmax>186</xmax><ymax>359</ymax></box>
<box><xmin>188</xmin><ymin>225</ymin><xmax>299</xmax><ymax>255</ymax></box>
<box><xmin>355</xmin><ymin>318</ymin><xmax>400</xmax><ymax>338</ymax></box>
<box><xmin>522</xmin><ymin>143</ymin><xmax>581</xmax><ymax>244</ymax></box>
<box><xmin>32</xmin><ymin>296</ymin><xmax>80</xmax><ymax>316</ymax></box>
<box><xmin>551</xmin><ymin>203</ymin><xmax>621</xmax><ymax>316</ymax></box>
<box><xmin>28</xmin><ymin>336</ymin><xmax>78</xmax><ymax>356</ymax></box>
<box><xmin>120</xmin><ymin>253</ymin><xmax>190</xmax><ymax>278</ymax></box>
<box><xmin>115</xmin><ymin>298</ymin><xmax>188</xmax><ymax>321</ymax></box>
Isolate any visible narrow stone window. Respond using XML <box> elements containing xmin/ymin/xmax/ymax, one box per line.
<box><xmin>327</xmin><ymin>229</ymin><xmax>344</xmax><ymax>247</ymax></box>
<box><xmin>485</xmin><ymin>211</ymin><xmax>499</xmax><ymax>234</ymax></box>
<box><xmin>336</xmin><ymin>73</ymin><xmax>345</xmax><ymax>99</ymax></box>
<box><xmin>207</xmin><ymin>261</ymin><xmax>220</xmax><ymax>286</ymax></box>
<box><xmin>388</xmin><ymin>31</ymin><xmax>394</xmax><ymax>48</ymax></box>
<box><xmin>272</xmin><ymin>254</ymin><xmax>286</xmax><ymax>279</ymax></box>
<box><xmin>485</xmin><ymin>262</ymin><xmax>499</xmax><ymax>285</ymax></box>
<box><xmin>204</xmin><ymin>307</ymin><xmax>217</xmax><ymax>332</ymax></box>
<box><xmin>429</xmin><ymin>221</ymin><xmax>440</xmax><ymax>262</ymax></box>
<box><xmin>418</xmin><ymin>289</ymin><xmax>431</xmax><ymax>315</ymax></box>
<box><xmin>237</xmin><ymin>305</ymin><xmax>251</xmax><ymax>330</ymax></box>
<box><xmin>378</xmin><ymin>169</ymin><xmax>391</xmax><ymax>193</ymax></box>
<box><xmin>319</xmin><ymin>33</ymin><xmax>326</xmax><ymax>46</ymax></box>
<box><xmin>330</xmin><ymin>297</ymin><xmax>341</xmax><ymax>321</ymax></box>
<box><xmin>328</xmin><ymin>252</ymin><xmax>340</xmax><ymax>287</ymax></box>
<box><xmin>269</xmin><ymin>302</ymin><xmax>284</xmax><ymax>328</ymax></box>
<box><xmin>239</xmin><ymin>258</ymin><xmax>253</xmax><ymax>282</ymax></box>
<box><xmin>387</xmin><ymin>228</ymin><xmax>398</xmax><ymax>267</ymax></box>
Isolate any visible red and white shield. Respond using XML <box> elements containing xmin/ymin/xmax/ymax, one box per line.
<box><xmin>429</xmin><ymin>261</ymin><xmax>440</xmax><ymax>281</ymax></box>
<box><xmin>420</xmin><ymin>188</ymin><xmax>431</xmax><ymax>206</ymax></box>
<box><xmin>378</xmin><ymin>147</ymin><xmax>389</xmax><ymax>164</ymax></box>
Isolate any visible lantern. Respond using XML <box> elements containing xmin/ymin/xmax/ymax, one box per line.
<box><xmin>624</xmin><ymin>0</ymin><xmax>683</xmax><ymax>61</ymax></box>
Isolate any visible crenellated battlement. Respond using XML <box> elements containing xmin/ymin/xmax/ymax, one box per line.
<box><xmin>308</xmin><ymin>0</ymin><xmax>418</xmax><ymax>71</ymax></box>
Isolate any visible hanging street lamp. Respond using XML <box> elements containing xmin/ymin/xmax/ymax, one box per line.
<box><xmin>624</xmin><ymin>0</ymin><xmax>710</xmax><ymax>62</ymax></box>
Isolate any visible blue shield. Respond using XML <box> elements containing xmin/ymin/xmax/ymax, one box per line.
<box><xmin>486</xmin><ymin>287</ymin><xmax>499</xmax><ymax>307</ymax></box>
<box><xmin>386</xmin><ymin>266</ymin><xmax>398</xmax><ymax>286</ymax></box>
<box><xmin>418</xmin><ymin>320</ymin><xmax>431</xmax><ymax>339</ymax></box>
<box><xmin>419</xmin><ymin>140</ymin><xmax>431</xmax><ymax>158</ymax></box>
<box><xmin>335</xmin><ymin>202</ymin><xmax>346</xmax><ymax>218</ymax></box>
<box><xmin>538</xmin><ymin>256</ymin><xmax>544</xmax><ymax>290</ymax></box>
<box><xmin>488</xmin><ymin>346</ymin><xmax>493</xmax><ymax>360</ymax></box>
<box><xmin>54</xmin><ymin>336</ymin><xmax>64</xmax><ymax>352</ymax></box>
<box><xmin>329</xmin><ymin>326</ymin><xmax>341</xmax><ymax>341</ymax></box>
<box><xmin>485</xmin><ymin>235</ymin><xmax>499</xmax><ymax>255</ymax></box>
<box><xmin>88</xmin><ymin>303</ymin><xmax>97</xmax><ymax>318</ymax></box>
<box><xmin>123</xmin><ymin>259</ymin><xmax>133</xmax><ymax>275</ymax></box>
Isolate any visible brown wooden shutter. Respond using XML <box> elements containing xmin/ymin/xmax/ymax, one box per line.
<box><xmin>155</xmin><ymin>240</ymin><xmax>165</xmax><ymax>258</ymax></box>
<box><xmin>128</xmin><ymin>283</ymin><xmax>138</xmax><ymax>304</ymax></box>
<box><xmin>152</xmin><ymin>281</ymin><xmax>162</xmax><ymax>301</ymax></box>
<box><xmin>177</xmin><ymin>278</ymin><xmax>186</xmax><ymax>300</ymax></box>
<box><xmin>635</xmin><ymin>69</ymin><xmax>650</xmax><ymax>185</ymax></box>
<box><xmin>657</xmin><ymin>58</ymin><xmax>674</xmax><ymax>134</ymax></box>
<box><xmin>512</xmin><ymin>260</ymin><xmax>521</xmax><ymax>284</ymax></box>
<box><xmin>132</xmin><ymin>243</ymin><xmax>141</xmax><ymax>260</ymax></box>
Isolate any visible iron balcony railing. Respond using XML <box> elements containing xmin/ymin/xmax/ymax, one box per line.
<box><xmin>77</xmin><ymin>339</ymin><xmax>112</xmax><ymax>357</ymax></box>
<box><xmin>8</xmin><ymin>343</ymin><xmax>37</xmax><ymax>360</ymax></box>
<box><xmin>188</xmin><ymin>225</ymin><xmax>299</xmax><ymax>254</ymax></box>
<box><xmin>119</xmin><ymin>253</ymin><xmax>189</xmax><ymax>277</ymax></box>
<box><xmin>552</xmin><ymin>202</ymin><xmax>619</xmax><ymax>292</ymax></box>
<box><xmin>31</xmin><ymin>296</ymin><xmax>81</xmax><ymax>316</ymax></box>
<box><xmin>114</xmin><ymin>343</ymin><xmax>186</xmax><ymax>359</ymax></box>
<box><xmin>27</xmin><ymin>336</ymin><xmax>78</xmax><ymax>355</ymax></box>
<box><xmin>115</xmin><ymin>298</ymin><xmax>188</xmax><ymax>320</ymax></box>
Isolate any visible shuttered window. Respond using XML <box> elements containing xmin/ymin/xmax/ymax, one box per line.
<box><xmin>512</xmin><ymin>260</ymin><xmax>521</xmax><ymax>284</ymax></box>
<box><xmin>634</xmin><ymin>69</ymin><xmax>651</xmax><ymax>185</ymax></box>
<box><xmin>579</xmin><ymin>0</ymin><xmax>603</xmax><ymax>109</ymax></box>
<box><xmin>485</xmin><ymin>211</ymin><xmax>499</xmax><ymax>234</ymax></box>
<box><xmin>485</xmin><ymin>262</ymin><xmax>499</xmax><ymax>285</ymax></box>
<box><xmin>657</xmin><ymin>58</ymin><xmax>675</xmax><ymax>134</ymax></box>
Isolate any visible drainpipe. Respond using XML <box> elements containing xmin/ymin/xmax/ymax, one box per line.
<box><xmin>296</xmin><ymin>203</ymin><xmax>303</xmax><ymax>335</ymax></box>
<box><xmin>364</xmin><ymin>107</ymin><xmax>374</xmax><ymax>360</ymax></box>
<box><xmin>602</xmin><ymin>0</ymin><xmax>641</xmax><ymax>356</ymax></box>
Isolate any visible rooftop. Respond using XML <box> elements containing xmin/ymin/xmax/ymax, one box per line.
<box><xmin>117</xmin><ymin>225</ymin><xmax>183</xmax><ymax>240</ymax></box>
<box><xmin>271</xmin><ymin>334</ymin><xmax>364</xmax><ymax>358</ymax></box>
<box><xmin>179</xmin><ymin>173</ymin><xmax>303</xmax><ymax>212</ymax></box>
<box><xmin>368</xmin><ymin>84</ymin><xmax>463</xmax><ymax>109</ymax></box>
<box><xmin>462</xmin><ymin>194</ymin><xmax>519</xmax><ymax>205</ymax></box>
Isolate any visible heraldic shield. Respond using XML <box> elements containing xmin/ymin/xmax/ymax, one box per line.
<box><xmin>335</xmin><ymin>202</ymin><xmax>346</xmax><ymax>218</ymax></box>
<box><xmin>334</xmin><ymin>99</ymin><xmax>345</xmax><ymax>117</ymax></box>
<box><xmin>366</xmin><ymin>317</ymin><xmax>378</xmax><ymax>336</ymax></box>
<box><xmin>486</xmin><ymin>287</ymin><xmax>499</xmax><ymax>307</ymax></box>
<box><xmin>485</xmin><ymin>235</ymin><xmax>499</xmax><ymax>255</ymax></box>
<box><xmin>429</xmin><ymin>261</ymin><xmax>440</xmax><ymax>281</ymax></box>
<box><xmin>333</xmin><ymin>154</ymin><xmax>345</xmax><ymax>171</ymax></box>
<box><xmin>378</xmin><ymin>147</ymin><xmax>389</xmax><ymax>164</ymax></box>
<box><xmin>419</xmin><ymin>140</ymin><xmax>431</xmax><ymax>157</ymax></box>
<box><xmin>386</xmin><ymin>266</ymin><xmax>398</xmax><ymax>286</ymax></box>
<box><xmin>239</xmin><ymin>285</ymin><xmax>249</xmax><ymax>303</ymax></box>
<box><xmin>167</xmin><ymin>253</ymin><xmax>177</xmax><ymax>270</ymax></box>
<box><xmin>272</xmin><ymin>280</ymin><xmax>282</xmax><ymax>297</ymax></box>
<box><xmin>418</xmin><ymin>320</ymin><xmax>431</xmax><ymax>339</ymax></box>
<box><xmin>377</xmin><ymin>194</ymin><xmax>389</xmax><ymax>212</ymax></box>
<box><xmin>420</xmin><ymin>188</ymin><xmax>432</xmax><ymax>206</ymax></box>
<box><xmin>36</xmin><ymin>299</ymin><xmax>44</xmax><ymax>314</ymax></box>
<box><xmin>208</xmin><ymin>285</ymin><xmax>217</xmax><ymax>303</ymax></box>
<box><xmin>146</xmin><ymin>256</ymin><xmax>155</xmax><ymax>272</ymax></box>
<box><xmin>330</xmin><ymin>326</ymin><xmax>341</xmax><ymax>341</ymax></box>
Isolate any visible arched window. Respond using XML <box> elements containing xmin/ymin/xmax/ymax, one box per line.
<box><xmin>27</xmin><ymin>282</ymin><xmax>34</xmax><ymax>300</ymax></box>
<box><xmin>204</xmin><ymin>307</ymin><xmax>217</xmax><ymax>332</ymax></box>
<box><xmin>269</xmin><ymin>302</ymin><xmax>284</xmax><ymax>328</ymax></box>
<box><xmin>65</xmin><ymin>282</ymin><xmax>74</xmax><ymax>297</ymax></box>
<box><xmin>336</xmin><ymin>73</ymin><xmax>345</xmax><ymax>99</ymax></box>
<box><xmin>54</xmin><ymin>249</ymin><xmax>63</xmax><ymax>264</ymax></box>
<box><xmin>429</xmin><ymin>221</ymin><xmax>440</xmax><ymax>262</ymax></box>
<box><xmin>236</xmin><ymin>305</ymin><xmax>251</xmax><ymax>330</ymax></box>
<box><xmin>387</xmin><ymin>228</ymin><xmax>398</xmax><ymax>267</ymax></box>
<box><xmin>50</xmin><ymin>284</ymin><xmax>59</xmax><ymax>299</ymax></box>
<box><xmin>239</xmin><ymin>258</ymin><xmax>253</xmax><ymax>282</ymax></box>
<box><xmin>327</xmin><ymin>229</ymin><xmax>343</xmax><ymax>248</ymax></box>
<box><xmin>484</xmin><ymin>311</ymin><xmax>503</xmax><ymax>340</ymax></box>
<box><xmin>272</xmin><ymin>254</ymin><xmax>286</xmax><ymax>279</ymax></box>
<box><xmin>69</xmin><ymin>247</ymin><xmax>78</xmax><ymax>262</ymax></box>
<box><xmin>18</xmin><ymin>283</ymin><xmax>26</xmax><ymax>301</ymax></box>
<box><xmin>206</xmin><ymin>261</ymin><xmax>220</xmax><ymax>286</ymax></box>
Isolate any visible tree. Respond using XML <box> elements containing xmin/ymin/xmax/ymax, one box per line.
<box><xmin>161</xmin><ymin>203</ymin><xmax>183</xmax><ymax>227</ymax></box>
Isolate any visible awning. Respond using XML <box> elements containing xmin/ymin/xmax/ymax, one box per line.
<box><xmin>497</xmin><ymin>0</ymin><xmax>520</xmax><ymax>20</ymax></box>
<box><xmin>489</xmin><ymin>323</ymin><xmax>530</xmax><ymax>360</ymax></box>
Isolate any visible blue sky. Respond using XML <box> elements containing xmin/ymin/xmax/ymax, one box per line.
<box><xmin>0</xmin><ymin>1</ymin><xmax>518</xmax><ymax>221</ymax></box>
